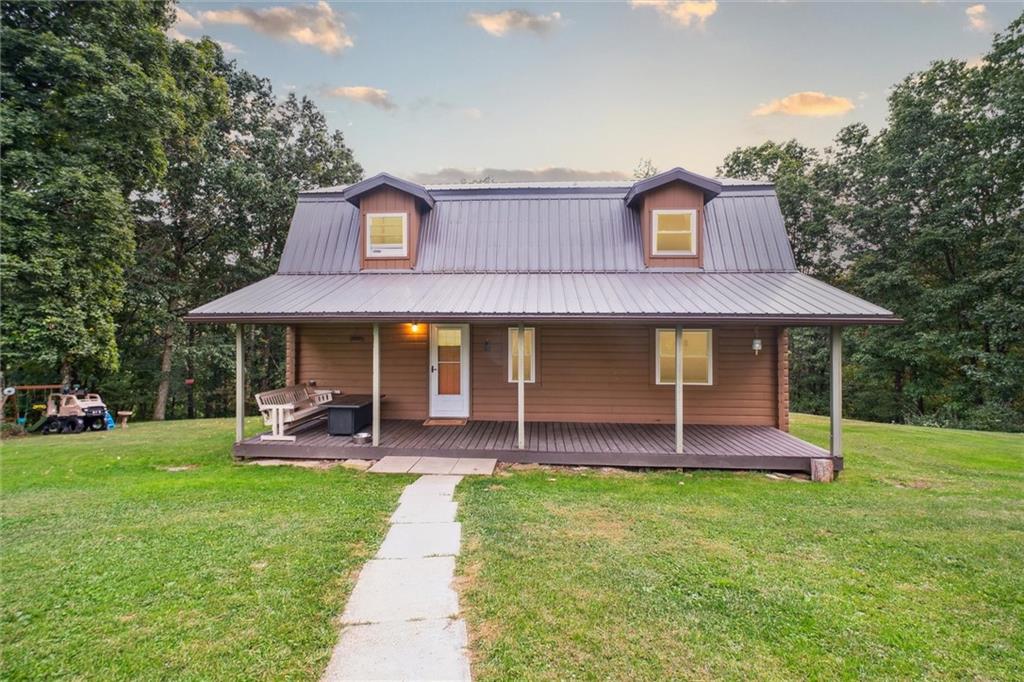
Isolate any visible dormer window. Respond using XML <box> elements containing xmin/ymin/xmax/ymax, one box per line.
<box><xmin>652</xmin><ymin>209</ymin><xmax>696</xmax><ymax>256</ymax></box>
<box><xmin>366</xmin><ymin>212</ymin><xmax>408</xmax><ymax>258</ymax></box>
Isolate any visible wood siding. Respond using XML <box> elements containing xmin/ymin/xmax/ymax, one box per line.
<box><xmin>294</xmin><ymin>323</ymin><xmax>783</xmax><ymax>426</ymax></box>
<box><xmin>640</xmin><ymin>182</ymin><xmax>704</xmax><ymax>268</ymax></box>
<box><xmin>471</xmin><ymin>324</ymin><xmax>777</xmax><ymax>426</ymax></box>
<box><xmin>295</xmin><ymin>323</ymin><xmax>428</xmax><ymax>419</ymax></box>
<box><xmin>777</xmin><ymin>327</ymin><xmax>790</xmax><ymax>432</ymax></box>
<box><xmin>359</xmin><ymin>187</ymin><xmax>421</xmax><ymax>270</ymax></box>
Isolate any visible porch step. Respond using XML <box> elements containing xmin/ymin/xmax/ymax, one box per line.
<box><xmin>368</xmin><ymin>455</ymin><xmax>496</xmax><ymax>476</ymax></box>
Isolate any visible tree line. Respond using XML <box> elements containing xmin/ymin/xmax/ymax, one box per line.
<box><xmin>2</xmin><ymin>1</ymin><xmax>362</xmax><ymax>422</ymax></box>
<box><xmin>720</xmin><ymin>13</ymin><xmax>1023</xmax><ymax>431</ymax></box>
<box><xmin>2</xmin><ymin>4</ymin><xmax>1020</xmax><ymax>431</ymax></box>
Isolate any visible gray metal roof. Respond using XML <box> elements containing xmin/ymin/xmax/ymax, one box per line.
<box><xmin>339</xmin><ymin>172</ymin><xmax>435</xmax><ymax>209</ymax></box>
<box><xmin>624</xmin><ymin>167</ymin><xmax>723</xmax><ymax>206</ymax></box>
<box><xmin>186</xmin><ymin>272</ymin><xmax>897</xmax><ymax>324</ymax></box>
<box><xmin>277</xmin><ymin>186</ymin><xmax>796</xmax><ymax>274</ymax></box>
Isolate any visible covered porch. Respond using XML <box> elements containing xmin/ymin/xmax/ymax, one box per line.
<box><xmin>234</xmin><ymin>417</ymin><xmax>837</xmax><ymax>473</ymax></box>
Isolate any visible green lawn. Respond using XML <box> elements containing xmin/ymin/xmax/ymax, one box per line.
<box><xmin>456</xmin><ymin>415</ymin><xmax>1024</xmax><ymax>680</ymax></box>
<box><xmin>3</xmin><ymin>416</ymin><xmax>1021</xmax><ymax>680</ymax></box>
<box><xmin>0</xmin><ymin>418</ymin><xmax>410</xmax><ymax>680</ymax></box>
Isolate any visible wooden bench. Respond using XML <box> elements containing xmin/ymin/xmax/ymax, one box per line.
<box><xmin>255</xmin><ymin>383</ymin><xmax>337</xmax><ymax>442</ymax></box>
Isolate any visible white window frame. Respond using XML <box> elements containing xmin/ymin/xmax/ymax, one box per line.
<box><xmin>366</xmin><ymin>212</ymin><xmax>409</xmax><ymax>258</ymax></box>
<box><xmin>507</xmin><ymin>327</ymin><xmax>536</xmax><ymax>383</ymax></box>
<box><xmin>651</xmin><ymin>209</ymin><xmax>698</xmax><ymax>257</ymax></box>
<box><xmin>655</xmin><ymin>328</ymin><xmax>713</xmax><ymax>386</ymax></box>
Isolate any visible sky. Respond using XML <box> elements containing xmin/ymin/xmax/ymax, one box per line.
<box><xmin>170</xmin><ymin>1</ymin><xmax>1021</xmax><ymax>182</ymax></box>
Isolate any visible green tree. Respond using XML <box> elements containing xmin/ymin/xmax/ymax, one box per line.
<box><xmin>122</xmin><ymin>51</ymin><xmax>362</xmax><ymax>420</ymax></box>
<box><xmin>718</xmin><ymin>13</ymin><xmax>1024</xmax><ymax>430</ymax></box>
<box><xmin>1</xmin><ymin>1</ymin><xmax>181</xmax><ymax>383</ymax></box>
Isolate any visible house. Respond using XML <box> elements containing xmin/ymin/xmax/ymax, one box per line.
<box><xmin>187</xmin><ymin>167</ymin><xmax>899</xmax><ymax>479</ymax></box>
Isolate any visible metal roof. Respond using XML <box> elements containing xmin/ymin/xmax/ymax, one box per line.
<box><xmin>186</xmin><ymin>272</ymin><xmax>898</xmax><ymax>324</ymax></box>
<box><xmin>302</xmin><ymin>177</ymin><xmax>769</xmax><ymax>194</ymax></box>
<box><xmin>277</xmin><ymin>186</ymin><xmax>796</xmax><ymax>274</ymax></box>
<box><xmin>338</xmin><ymin>172</ymin><xmax>435</xmax><ymax>209</ymax></box>
<box><xmin>624</xmin><ymin>167</ymin><xmax>723</xmax><ymax>206</ymax></box>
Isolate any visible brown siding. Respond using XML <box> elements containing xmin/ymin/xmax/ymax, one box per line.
<box><xmin>295</xmin><ymin>323</ymin><xmax>428</xmax><ymax>419</ymax></box>
<box><xmin>470</xmin><ymin>324</ymin><xmax>778</xmax><ymax>426</ymax></box>
<box><xmin>293</xmin><ymin>323</ymin><xmax>782</xmax><ymax>426</ymax></box>
<box><xmin>359</xmin><ymin>187</ymin><xmax>421</xmax><ymax>270</ymax></box>
<box><xmin>640</xmin><ymin>183</ymin><xmax>704</xmax><ymax>268</ymax></box>
<box><xmin>777</xmin><ymin>327</ymin><xmax>790</xmax><ymax>432</ymax></box>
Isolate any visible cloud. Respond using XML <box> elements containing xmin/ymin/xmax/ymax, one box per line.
<box><xmin>751</xmin><ymin>91</ymin><xmax>855</xmax><ymax>117</ymax></box>
<box><xmin>325</xmin><ymin>86</ymin><xmax>397</xmax><ymax>111</ymax></box>
<box><xmin>411</xmin><ymin>167</ymin><xmax>631</xmax><ymax>184</ymax></box>
<box><xmin>458</xmin><ymin>107</ymin><xmax>484</xmax><ymax>120</ymax></box>
<box><xmin>467</xmin><ymin>9</ymin><xmax>562</xmax><ymax>36</ymax></box>
<box><xmin>630</xmin><ymin>0</ymin><xmax>718</xmax><ymax>28</ymax></box>
<box><xmin>965</xmin><ymin>4</ymin><xmax>990</xmax><ymax>31</ymax></box>
<box><xmin>201</xmin><ymin>1</ymin><xmax>353</xmax><ymax>54</ymax></box>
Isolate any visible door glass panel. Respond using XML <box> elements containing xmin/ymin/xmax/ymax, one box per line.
<box><xmin>437</xmin><ymin>328</ymin><xmax>462</xmax><ymax>395</ymax></box>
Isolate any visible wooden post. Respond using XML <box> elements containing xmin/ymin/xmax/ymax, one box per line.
<box><xmin>830</xmin><ymin>325</ymin><xmax>842</xmax><ymax>459</ymax></box>
<box><xmin>675</xmin><ymin>326</ymin><xmax>684</xmax><ymax>455</ymax></box>
<box><xmin>235</xmin><ymin>324</ymin><xmax>244</xmax><ymax>444</ymax></box>
<box><xmin>517</xmin><ymin>323</ymin><xmax>525</xmax><ymax>450</ymax></box>
<box><xmin>372</xmin><ymin>323</ymin><xmax>380</xmax><ymax>447</ymax></box>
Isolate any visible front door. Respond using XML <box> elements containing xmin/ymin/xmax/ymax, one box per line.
<box><xmin>429</xmin><ymin>324</ymin><xmax>470</xmax><ymax>418</ymax></box>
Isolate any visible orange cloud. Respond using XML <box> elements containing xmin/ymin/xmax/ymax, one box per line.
<box><xmin>965</xmin><ymin>4</ymin><xmax>990</xmax><ymax>32</ymax></box>
<box><xmin>326</xmin><ymin>86</ymin><xmax>397</xmax><ymax>111</ymax></box>
<box><xmin>467</xmin><ymin>9</ymin><xmax>562</xmax><ymax>36</ymax></box>
<box><xmin>630</xmin><ymin>0</ymin><xmax>718</xmax><ymax>28</ymax></box>
<box><xmin>752</xmin><ymin>91</ymin><xmax>855</xmax><ymax>118</ymax></box>
<box><xmin>201</xmin><ymin>2</ymin><xmax>352</xmax><ymax>54</ymax></box>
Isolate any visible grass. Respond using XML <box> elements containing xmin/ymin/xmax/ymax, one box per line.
<box><xmin>456</xmin><ymin>415</ymin><xmax>1024</xmax><ymax>680</ymax></box>
<box><xmin>0</xmin><ymin>418</ymin><xmax>410</xmax><ymax>680</ymax></box>
<box><xmin>2</xmin><ymin>415</ymin><xmax>1021</xmax><ymax>680</ymax></box>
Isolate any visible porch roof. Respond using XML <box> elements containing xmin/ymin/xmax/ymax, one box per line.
<box><xmin>186</xmin><ymin>272</ymin><xmax>898</xmax><ymax>325</ymax></box>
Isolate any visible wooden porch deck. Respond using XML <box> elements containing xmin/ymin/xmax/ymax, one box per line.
<box><xmin>235</xmin><ymin>418</ymin><xmax>835</xmax><ymax>473</ymax></box>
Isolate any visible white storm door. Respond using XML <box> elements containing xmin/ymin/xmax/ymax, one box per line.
<box><xmin>429</xmin><ymin>324</ymin><xmax>470</xmax><ymax>418</ymax></box>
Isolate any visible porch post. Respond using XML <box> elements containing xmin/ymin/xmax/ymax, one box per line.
<box><xmin>675</xmin><ymin>326</ymin><xmax>684</xmax><ymax>454</ymax></box>
<box><xmin>830</xmin><ymin>325</ymin><xmax>842</xmax><ymax>458</ymax></box>
<box><xmin>235</xmin><ymin>324</ymin><xmax>244</xmax><ymax>444</ymax></box>
<box><xmin>372</xmin><ymin>322</ymin><xmax>381</xmax><ymax>447</ymax></box>
<box><xmin>517</xmin><ymin>322</ymin><xmax>525</xmax><ymax>449</ymax></box>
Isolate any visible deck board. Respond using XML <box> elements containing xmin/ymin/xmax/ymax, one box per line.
<box><xmin>236</xmin><ymin>419</ymin><xmax>833</xmax><ymax>472</ymax></box>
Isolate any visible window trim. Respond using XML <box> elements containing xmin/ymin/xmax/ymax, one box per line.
<box><xmin>365</xmin><ymin>212</ymin><xmax>409</xmax><ymax>258</ymax></box>
<box><xmin>507</xmin><ymin>326</ymin><xmax>536</xmax><ymax>384</ymax></box>
<box><xmin>654</xmin><ymin>328</ymin><xmax>713</xmax><ymax>386</ymax></box>
<box><xmin>651</xmin><ymin>208</ymin><xmax>698</xmax><ymax>257</ymax></box>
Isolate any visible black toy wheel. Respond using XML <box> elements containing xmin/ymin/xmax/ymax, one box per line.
<box><xmin>62</xmin><ymin>417</ymin><xmax>84</xmax><ymax>434</ymax></box>
<box><xmin>89</xmin><ymin>418</ymin><xmax>105</xmax><ymax>431</ymax></box>
<box><xmin>41</xmin><ymin>420</ymin><xmax>58</xmax><ymax>435</ymax></box>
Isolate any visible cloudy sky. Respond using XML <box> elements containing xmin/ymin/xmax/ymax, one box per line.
<box><xmin>171</xmin><ymin>1</ymin><xmax>1019</xmax><ymax>182</ymax></box>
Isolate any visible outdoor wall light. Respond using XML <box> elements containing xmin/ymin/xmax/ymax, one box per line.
<box><xmin>752</xmin><ymin>338</ymin><xmax>763</xmax><ymax>355</ymax></box>
<box><xmin>410</xmin><ymin>322</ymin><xmax>421</xmax><ymax>333</ymax></box>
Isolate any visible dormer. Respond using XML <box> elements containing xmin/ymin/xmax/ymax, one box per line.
<box><xmin>343</xmin><ymin>173</ymin><xmax>434</xmax><ymax>270</ymax></box>
<box><xmin>625</xmin><ymin>167</ymin><xmax>722</xmax><ymax>268</ymax></box>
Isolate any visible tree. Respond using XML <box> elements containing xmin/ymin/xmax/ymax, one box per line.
<box><xmin>124</xmin><ymin>50</ymin><xmax>362</xmax><ymax>419</ymax></box>
<box><xmin>633</xmin><ymin>158</ymin><xmax>658</xmax><ymax>179</ymax></box>
<box><xmin>1</xmin><ymin>2</ymin><xmax>184</xmax><ymax>384</ymax></box>
<box><xmin>716</xmin><ymin>12</ymin><xmax>1024</xmax><ymax>430</ymax></box>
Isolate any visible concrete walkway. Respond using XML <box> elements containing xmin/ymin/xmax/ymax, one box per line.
<box><xmin>321</xmin><ymin>475</ymin><xmax>471</xmax><ymax>681</ymax></box>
